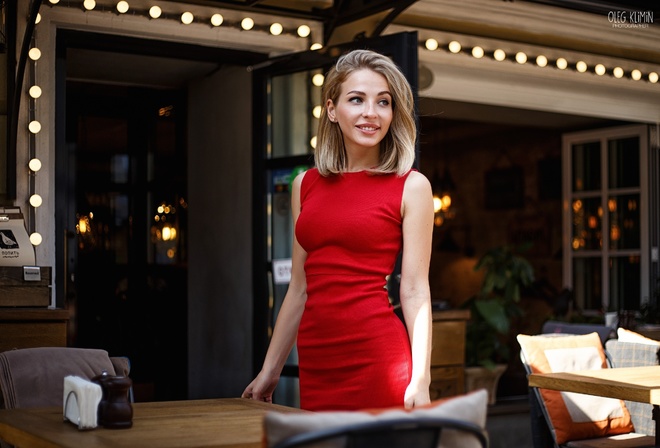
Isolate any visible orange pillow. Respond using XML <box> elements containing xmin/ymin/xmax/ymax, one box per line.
<box><xmin>518</xmin><ymin>332</ymin><xmax>633</xmax><ymax>445</ymax></box>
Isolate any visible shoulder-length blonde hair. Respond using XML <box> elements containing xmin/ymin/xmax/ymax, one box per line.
<box><xmin>315</xmin><ymin>49</ymin><xmax>416</xmax><ymax>176</ymax></box>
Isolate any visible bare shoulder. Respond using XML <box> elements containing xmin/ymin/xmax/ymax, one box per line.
<box><xmin>403</xmin><ymin>170</ymin><xmax>432</xmax><ymax>196</ymax></box>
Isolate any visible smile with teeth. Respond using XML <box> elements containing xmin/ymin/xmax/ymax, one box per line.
<box><xmin>357</xmin><ymin>125</ymin><xmax>379</xmax><ymax>131</ymax></box>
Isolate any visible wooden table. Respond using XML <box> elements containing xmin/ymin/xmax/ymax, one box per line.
<box><xmin>0</xmin><ymin>397</ymin><xmax>307</xmax><ymax>448</ymax></box>
<box><xmin>529</xmin><ymin>365</ymin><xmax>660</xmax><ymax>446</ymax></box>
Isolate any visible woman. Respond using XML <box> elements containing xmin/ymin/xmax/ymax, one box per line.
<box><xmin>242</xmin><ymin>49</ymin><xmax>434</xmax><ymax>411</ymax></box>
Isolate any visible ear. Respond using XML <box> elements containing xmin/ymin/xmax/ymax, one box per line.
<box><xmin>326</xmin><ymin>99</ymin><xmax>336</xmax><ymax>122</ymax></box>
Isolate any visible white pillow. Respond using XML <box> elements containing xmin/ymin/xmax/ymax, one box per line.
<box><xmin>263</xmin><ymin>389</ymin><xmax>488</xmax><ymax>448</ymax></box>
<box><xmin>617</xmin><ymin>328</ymin><xmax>660</xmax><ymax>346</ymax></box>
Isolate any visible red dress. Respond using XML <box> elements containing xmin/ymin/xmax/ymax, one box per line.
<box><xmin>295</xmin><ymin>168</ymin><xmax>412</xmax><ymax>411</ymax></box>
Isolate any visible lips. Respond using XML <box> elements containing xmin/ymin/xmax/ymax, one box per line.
<box><xmin>356</xmin><ymin>124</ymin><xmax>379</xmax><ymax>131</ymax></box>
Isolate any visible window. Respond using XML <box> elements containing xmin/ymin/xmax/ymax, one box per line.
<box><xmin>562</xmin><ymin>125</ymin><xmax>649</xmax><ymax>313</ymax></box>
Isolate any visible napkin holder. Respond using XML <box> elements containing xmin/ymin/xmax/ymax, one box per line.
<box><xmin>63</xmin><ymin>375</ymin><xmax>103</xmax><ymax>430</ymax></box>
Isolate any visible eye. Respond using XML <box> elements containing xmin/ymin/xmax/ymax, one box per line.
<box><xmin>378</xmin><ymin>98</ymin><xmax>391</xmax><ymax>106</ymax></box>
<box><xmin>348</xmin><ymin>96</ymin><xmax>363</xmax><ymax>104</ymax></box>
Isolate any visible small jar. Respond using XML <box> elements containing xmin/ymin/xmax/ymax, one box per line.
<box><xmin>92</xmin><ymin>371</ymin><xmax>133</xmax><ymax>429</ymax></box>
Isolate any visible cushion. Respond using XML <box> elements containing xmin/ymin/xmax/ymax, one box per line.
<box><xmin>0</xmin><ymin>347</ymin><xmax>119</xmax><ymax>409</ymax></box>
<box><xmin>616</xmin><ymin>328</ymin><xmax>660</xmax><ymax>346</ymax></box>
<box><xmin>263</xmin><ymin>389</ymin><xmax>488</xmax><ymax>448</ymax></box>
<box><xmin>517</xmin><ymin>333</ymin><xmax>634</xmax><ymax>445</ymax></box>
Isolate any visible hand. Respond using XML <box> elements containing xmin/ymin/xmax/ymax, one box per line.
<box><xmin>403</xmin><ymin>380</ymin><xmax>431</xmax><ymax>409</ymax></box>
<box><xmin>241</xmin><ymin>371</ymin><xmax>279</xmax><ymax>403</ymax></box>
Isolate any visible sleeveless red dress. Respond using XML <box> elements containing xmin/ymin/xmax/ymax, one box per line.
<box><xmin>295</xmin><ymin>168</ymin><xmax>412</xmax><ymax>411</ymax></box>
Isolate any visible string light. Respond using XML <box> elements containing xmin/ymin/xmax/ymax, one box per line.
<box><xmin>28</xmin><ymin>48</ymin><xmax>41</xmax><ymax>61</ymax></box>
<box><xmin>116</xmin><ymin>1</ymin><xmax>129</xmax><ymax>14</ymax></box>
<box><xmin>210</xmin><ymin>13</ymin><xmax>223</xmax><ymax>26</ymax></box>
<box><xmin>421</xmin><ymin>39</ymin><xmax>659</xmax><ymax>84</ymax></box>
<box><xmin>297</xmin><ymin>25</ymin><xmax>311</xmax><ymax>37</ymax></box>
<box><xmin>149</xmin><ymin>6</ymin><xmax>161</xmax><ymax>19</ymax></box>
<box><xmin>29</xmin><ymin>159</ymin><xmax>42</xmax><ymax>172</ymax></box>
<box><xmin>83</xmin><ymin>0</ymin><xmax>95</xmax><ymax>11</ymax></box>
<box><xmin>241</xmin><ymin>18</ymin><xmax>254</xmax><ymax>30</ymax></box>
<box><xmin>181</xmin><ymin>12</ymin><xmax>194</xmax><ymax>25</ymax></box>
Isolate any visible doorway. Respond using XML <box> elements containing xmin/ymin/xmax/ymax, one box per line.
<box><xmin>64</xmin><ymin>81</ymin><xmax>189</xmax><ymax>401</ymax></box>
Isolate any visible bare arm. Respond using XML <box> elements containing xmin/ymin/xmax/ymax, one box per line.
<box><xmin>399</xmin><ymin>170</ymin><xmax>434</xmax><ymax>408</ymax></box>
<box><xmin>242</xmin><ymin>172</ymin><xmax>308</xmax><ymax>402</ymax></box>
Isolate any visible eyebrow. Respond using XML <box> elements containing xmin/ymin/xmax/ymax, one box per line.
<box><xmin>345</xmin><ymin>90</ymin><xmax>392</xmax><ymax>96</ymax></box>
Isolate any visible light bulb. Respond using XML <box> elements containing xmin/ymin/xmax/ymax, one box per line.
<box><xmin>181</xmin><ymin>12</ymin><xmax>194</xmax><ymax>25</ymax></box>
<box><xmin>312</xmin><ymin>105</ymin><xmax>322</xmax><ymax>119</ymax></box>
<box><xmin>29</xmin><ymin>158</ymin><xmax>42</xmax><ymax>172</ymax></box>
<box><xmin>116</xmin><ymin>1</ymin><xmax>129</xmax><ymax>13</ymax></box>
<box><xmin>536</xmin><ymin>55</ymin><xmax>548</xmax><ymax>67</ymax></box>
<box><xmin>448</xmin><ymin>41</ymin><xmax>461</xmax><ymax>54</ymax></box>
<box><xmin>556</xmin><ymin>58</ymin><xmax>568</xmax><ymax>70</ymax></box>
<box><xmin>493</xmin><ymin>49</ymin><xmax>506</xmax><ymax>61</ymax></box>
<box><xmin>29</xmin><ymin>121</ymin><xmax>41</xmax><ymax>134</ymax></box>
<box><xmin>149</xmin><ymin>6</ymin><xmax>161</xmax><ymax>19</ymax></box>
<box><xmin>210</xmin><ymin>14</ymin><xmax>223</xmax><ymax>26</ymax></box>
<box><xmin>576</xmin><ymin>61</ymin><xmax>587</xmax><ymax>73</ymax></box>
<box><xmin>631</xmin><ymin>69</ymin><xmax>642</xmax><ymax>81</ymax></box>
<box><xmin>270</xmin><ymin>23</ymin><xmax>283</xmax><ymax>36</ymax></box>
<box><xmin>310</xmin><ymin>43</ymin><xmax>323</xmax><ymax>51</ymax></box>
<box><xmin>515</xmin><ymin>52</ymin><xmax>527</xmax><ymax>64</ymax></box>
<box><xmin>297</xmin><ymin>25</ymin><xmax>311</xmax><ymax>38</ymax></box>
<box><xmin>595</xmin><ymin>64</ymin><xmax>606</xmax><ymax>75</ymax></box>
<box><xmin>613</xmin><ymin>67</ymin><xmax>624</xmax><ymax>78</ymax></box>
<box><xmin>28</xmin><ymin>48</ymin><xmax>41</xmax><ymax>61</ymax></box>
<box><xmin>83</xmin><ymin>0</ymin><xmax>95</xmax><ymax>10</ymax></box>
<box><xmin>30</xmin><ymin>194</ymin><xmax>43</xmax><ymax>208</ymax></box>
<box><xmin>36</xmin><ymin>13</ymin><xmax>41</xmax><ymax>24</ymax></box>
<box><xmin>29</xmin><ymin>85</ymin><xmax>42</xmax><ymax>99</ymax></box>
<box><xmin>425</xmin><ymin>39</ymin><xmax>439</xmax><ymax>51</ymax></box>
<box><xmin>241</xmin><ymin>18</ymin><xmax>254</xmax><ymax>30</ymax></box>
<box><xmin>30</xmin><ymin>233</ymin><xmax>43</xmax><ymax>246</ymax></box>
<box><xmin>49</xmin><ymin>0</ymin><xmax>59</xmax><ymax>4</ymax></box>
<box><xmin>310</xmin><ymin>136</ymin><xmax>317</xmax><ymax>149</ymax></box>
<box><xmin>312</xmin><ymin>73</ymin><xmax>324</xmax><ymax>87</ymax></box>
<box><xmin>471</xmin><ymin>46</ymin><xmax>484</xmax><ymax>58</ymax></box>
<box><xmin>649</xmin><ymin>72</ymin><xmax>659</xmax><ymax>83</ymax></box>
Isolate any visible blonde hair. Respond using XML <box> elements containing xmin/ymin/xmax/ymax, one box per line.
<box><xmin>315</xmin><ymin>49</ymin><xmax>416</xmax><ymax>176</ymax></box>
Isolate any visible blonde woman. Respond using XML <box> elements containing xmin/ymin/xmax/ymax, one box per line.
<box><xmin>243</xmin><ymin>49</ymin><xmax>433</xmax><ymax>411</ymax></box>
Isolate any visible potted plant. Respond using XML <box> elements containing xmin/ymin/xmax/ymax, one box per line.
<box><xmin>461</xmin><ymin>244</ymin><xmax>535</xmax><ymax>404</ymax></box>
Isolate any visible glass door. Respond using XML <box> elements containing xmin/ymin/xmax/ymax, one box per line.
<box><xmin>252</xmin><ymin>31</ymin><xmax>419</xmax><ymax>406</ymax></box>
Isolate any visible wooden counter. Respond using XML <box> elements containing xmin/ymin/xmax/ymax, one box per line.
<box><xmin>430</xmin><ymin>309</ymin><xmax>470</xmax><ymax>399</ymax></box>
<box><xmin>0</xmin><ymin>308</ymin><xmax>69</xmax><ymax>352</ymax></box>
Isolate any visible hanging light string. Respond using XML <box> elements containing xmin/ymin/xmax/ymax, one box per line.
<box><xmin>421</xmin><ymin>38</ymin><xmax>659</xmax><ymax>84</ymax></box>
<box><xmin>27</xmin><ymin>14</ymin><xmax>43</xmax><ymax>247</ymax></box>
<box><xmin>45</xmin><ymin>0</ymin><xmax>321</xmax><ymax>44</ymax></box>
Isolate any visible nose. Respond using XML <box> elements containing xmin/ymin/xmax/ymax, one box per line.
<box><xmin>362</xmin><ymin>101</ymin><xmax>377</xmax><ymax>117</ymax></box>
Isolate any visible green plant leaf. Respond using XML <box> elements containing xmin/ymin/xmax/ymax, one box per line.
<box><xmin>475</xmin><ymin>299</ymin><xmax>510</xmax><ymax>334</ymax></box>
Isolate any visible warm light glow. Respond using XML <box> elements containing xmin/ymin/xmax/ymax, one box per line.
<box><xmin>49</xmin><ymin>0</ymin><xmax>60</xmax><ymax>4</ymax></box>
<box><xmin>650</xmin><ymin>72</ymin><xmax>659</xmax><ymax>83</ymax></box>
<box><xmin>241</xmin><ymin>17</ymin><xmax>254</xmax><ymax>30</ymax></box>
<box><xmin>116</xmin><ymin>1</ymin><xmax>129</xmax><ymax>13</ymax></box>
<box><xmin>310</xmin><ymin>43</ymin><xmax>323</xmax><ymax>51</ymax></box>
<box><xmin>536</xmin><ymin>55</ymin><xmax>548</xmax><ymax>67</ymax></box>
<box><xmin>149</xmin><ymin>6</ymin><xmax>161</xmax><ymax>18</ymax></box>
<box><xmin>312</xmin><ymin>105</ymin><xmax>322</xmax><ymax>119</ymax></box>
<box><xmin>471</xmin><ymin>46</ymin><xmax>484</xmax><ymax>58</ymax></box>
<box><xmin>270</xmin><ymin>23</ymin><xmax>283</xmax><ymax>35</ymax></box>
<box><xmin>425</xmin><ymin>39</ymin><xmax>439</xmax><ymax>51</ymax></box>
<box><xmin>493</xmin><ymin>49</ymin><xmax>506</xmax><ymax>61</ymax></box>
<box><xmin>30</xmin><ymin>233</ymin><xmax>43</xmax><ymax>246</ymax></box>
<box><xmin>611</xmin><ymin>224</ymin><xmax>620</xmax><ymax>241</ymax></box>
<box><xmin>556</xmin><ymin>58</ymin><xmax>568</xmax><ymax>70</ymax></box>
<box><xmin>28</xmin><ymin>121</ymin><xmax>41</xmax><ymax>134</ymax></box>
<box><xmin>83</xmin><ymin>0</ymin><xmax>96</xmax><ymax>10</ymax></box>
<box><xmin>36</xmin><ymin>13</ymin><xmax>41</xmax><ymax>24</ymax></box>
<box><xmin>29</xmin><ymin>85</ymin><xmax>42</xmax><ymax>99</ymax></box>
<box><xmin>210</xmin><ymin>13</ymin><xmax>223</xmax><ymax>26</ymax></box>
<box><xmin>613</xmin><ymin>67</ymin><xmax>624</xmax><ymax>78</ymax></box>
<box><xmin>608</xmin><ymin>198</ymin><xmax>617</xmax><ymax>212</ymax></box>
<box><xmin>312</xmin><ymin>73</ymin><xmax>324</xmax><ymax>87</ymax></box>
<box><xmin>572</xmin><ymin>199</ymin><xmax>582</xmax><ymax>212</ymax></box>
<box><xmin>588</xmin><ymin>216</ymin><xmax>598</xmax><ymax>229</ymax></box>
<box><xmin>515</xmin><ymin>52</ymin><xmax>527</xmax><ymax>64</ymax></box>
<box><xmin>441</xmin><ymin>194</ymin><xmax>451</xmax><ymax>211</ymax></box>
<box><xmin>29</xmin><ymin>194</ymin><xmax>43</xmax><ymax>208</ymax></box>
<box><xmin>297</xmin><ymin>25</ymin><xmax>311</xmax><ymax>37</ymax></box>
<box><xmin>595</xmin><ymin>64</ymin><xmax>606</xmax><ymax>76</ymax></box>
<box><xmin>29</xmin><ymin>158</ymin><xmax>42</xmax><ymax>172</ymax></box>
<box><xmin>28</xmin><ymin>48</ymin><xmax>41</xmax><ymax>61</ymax></box>
<box><xmin>631</xmin><ymin>69</ymin><xmax>642</xmax><ymax>81</ymax></box>
<box><xmin>433</xmin><ymin>196</ymin><xmax>442</xmax><ymax>213</ymax></box>
<box><xmin>576</xmin><ymin>61</ymin><xmax>587</xmax><ymax>73</ymax></box>
<box><xmin>181</xmin><ymin>12</ymin><xmax>194</xmax><ymax>25</ymax></box>
<box><xmin>434</xmin><ymin>216</ymin><xmax>444</xmax><ymax>227</ymax></box>
<box><xmin>448</xmin><ymin>41</ymin><xmax>461</xmax><ymax>54</ymax></box>
<box><xmin>310</xmin><ymin>136</ymin><xmax>317</xmax><ymax>149</ymax></box>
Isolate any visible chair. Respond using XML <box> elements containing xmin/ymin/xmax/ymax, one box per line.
<box><xmin>0</xmin><ymin>347</ymin><xmax>130</xmax><ymax>409</ymax></box>
<box><xmin>518</xmin><ymin>331</ymin><xmax>655</xmax><ymax>448</ymax></box>
<box><xmin>270</xmin><ymin>416</ymin><xmax>489</xmax><ymax>448</ymax></box>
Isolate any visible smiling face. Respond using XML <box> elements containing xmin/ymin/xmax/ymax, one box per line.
<box><xmin>326</xmin><ymin>68</ymin><xmax>393</xmax><ymax>161</ymax></box>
